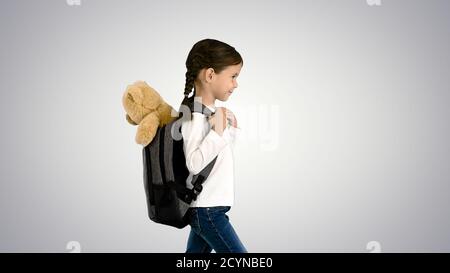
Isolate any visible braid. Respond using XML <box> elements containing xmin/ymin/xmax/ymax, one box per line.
<box><xmin>184</xmin><ymin>70</ymin><xmax>195</xmax><ymax>98</ymax></box>
<box><xmin>180</xmin><ymin>69</ymin><xmax>196</xmax><ymax>120</ymax></box>
<box><xmin>182</xmin><ymin>53</ymin><xmax>202</xmax><ymax>112</ymax></box>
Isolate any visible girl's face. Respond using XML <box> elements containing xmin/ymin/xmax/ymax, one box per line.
<box><xmin>211</xmin><ymin>63</ymin><xmax>242</xmax><ymax>101</ymax></box>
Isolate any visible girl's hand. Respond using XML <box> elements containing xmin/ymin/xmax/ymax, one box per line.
<box><xmin>225</xmin><ymin>108</ymin><xmax>238</xmax><ymax>128</ymax></box>
<box><xmin>208</xmin><ymin>107</ymin><xmax>227</xmax><ymax>136</ymax></box>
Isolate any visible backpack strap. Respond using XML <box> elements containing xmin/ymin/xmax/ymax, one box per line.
<box><xmin>183</xmin><ymin>100</ymin><xmax>218</xmax><ymax>203</ymax></box>
<box><xmin>189</xmin><ymin>100</ymin><xmax>216</xmax><ymax>117</ymax></box>
<box><xmin>185</xmin><ymin>156</ymin><xmax>218</xmax><ymax>203</ymax></box>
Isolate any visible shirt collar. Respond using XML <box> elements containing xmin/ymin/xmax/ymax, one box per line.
<box><xmin>205</xmin><ymin>104</ymin><xmax>216</xmax><ymax>113</ymax></box>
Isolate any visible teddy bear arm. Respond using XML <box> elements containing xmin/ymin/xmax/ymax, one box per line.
<box><xmin>136</xmin><ymin>112</ymin><xmax>160</xmax><ymax>146</ymax></box>
<box><xmin>158</xmin><ymin>102</ymin><xmax>178</xmax><ymax>126</ymax></box>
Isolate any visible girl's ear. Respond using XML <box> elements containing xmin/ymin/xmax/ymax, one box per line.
<box><xmin>205</xmin><ymin>67</ymin><xmax>215</xmax><ymax>82</ymax></box>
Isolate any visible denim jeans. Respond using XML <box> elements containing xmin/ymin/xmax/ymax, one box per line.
<box><xmin>185</xmin><ymin>206</ymin><xmax>248</xmax><ymax>253</ymax></box>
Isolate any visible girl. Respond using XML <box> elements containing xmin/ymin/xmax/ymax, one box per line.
<box><xmin>180</xmin><ymin>38</ymin><xmax>247</xmax><ymax>253</ymax></box>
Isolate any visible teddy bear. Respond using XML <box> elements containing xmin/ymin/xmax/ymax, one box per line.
<box><xmin>122</xmin><ymin>81</ymin><xmax>176</xmax><ymax>147</ymax></box>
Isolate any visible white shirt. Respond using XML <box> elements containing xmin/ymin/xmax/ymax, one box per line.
<box><xmin>181</xmin><ymin>105</ymin><xmax>241</xmax><ymax>207</ymax></box>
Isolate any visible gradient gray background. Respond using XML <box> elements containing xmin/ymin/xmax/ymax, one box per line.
<box><xmin>1</xmin><ymin>0</ymin><xmax>449</xmax><ymax>252</ymax></box>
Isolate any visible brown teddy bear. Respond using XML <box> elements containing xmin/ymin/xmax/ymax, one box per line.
<box><xmin>122</xmin><ymin>81</ymin><xmax>176</xmax><ymax>146</ymax></box>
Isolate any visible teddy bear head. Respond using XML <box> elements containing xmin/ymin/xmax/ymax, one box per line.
<box><xmin>122</xmin><ymin>81</ymin><xmax>164</xmax><ymax>125</ymax></box>
<box><xmin>122</xmin><ymin>81</ymin><xmax>177</xmax><ymax>146</ymax></box>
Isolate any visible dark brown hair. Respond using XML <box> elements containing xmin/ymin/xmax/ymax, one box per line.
<box><xmin>181</xmin><ymin>38</ymin><xmax>243</xmax><ymax>113</ymax></box>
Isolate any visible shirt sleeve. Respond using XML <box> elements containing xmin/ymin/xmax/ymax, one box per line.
<box><xmin>182</xmin><ymin>113</ymin><xmax>228</xmax><ymax>175</ymax></box>
<box><xmin>222</xmin><ymin>125</ymin><xmax>242</xmax><ymax>148</ymax></box>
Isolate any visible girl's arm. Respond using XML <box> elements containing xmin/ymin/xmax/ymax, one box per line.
<box><xmin>222</xmin><ymin>125</ymin><xmax>241</xmax><ymax>149</ymax></box>
<box><xmin>182</xmin><ymin>113</ymin><xmax>228</xmax><ymax>175</ymax></box>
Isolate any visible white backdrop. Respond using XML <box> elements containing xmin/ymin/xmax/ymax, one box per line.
<box><xmin>1</xmin><ymin>0</ymin><xmax>449</xmax><ymax>252</ymax></box>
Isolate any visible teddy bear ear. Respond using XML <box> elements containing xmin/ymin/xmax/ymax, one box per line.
<box><xmin>126</xmin><ymin>114</ymin><xmax>137</xmax><ymax>125</ymax></box>
<box><xmin>126</xmin><ymin>85</ymin><xmax>144</xmax><ymax>104</ymax></box>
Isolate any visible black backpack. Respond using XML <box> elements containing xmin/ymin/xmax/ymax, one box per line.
<box><xmin>142</xmin><ymin>101</ymin><xmax>217</xmax><ymax>228</ymax></box>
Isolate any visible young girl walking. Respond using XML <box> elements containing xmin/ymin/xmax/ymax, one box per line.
<box><xmin>180</xmin><ymin>38</ymin><xmax>247</xmax><ymax>253</ymax></box>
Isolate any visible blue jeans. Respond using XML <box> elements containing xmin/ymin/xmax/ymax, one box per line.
<box><xmin>185</xmin><ymin>206</ymin><xmax>248</xmax><ymax>253</ymax></box>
